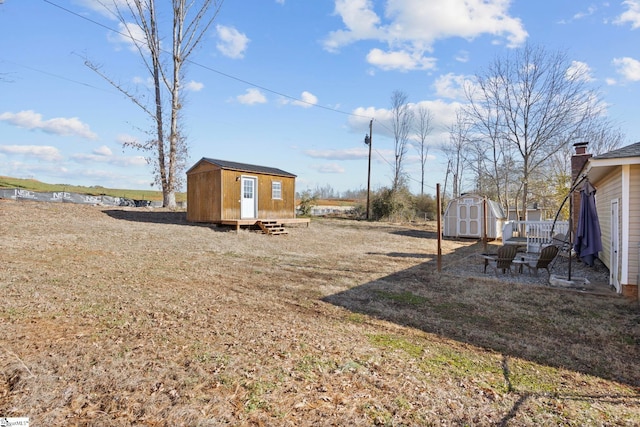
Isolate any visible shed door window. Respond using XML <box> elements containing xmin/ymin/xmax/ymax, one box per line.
<box><xmin>272</xmin><ymin>181</ymin><xmax>282</xmax><ymax>200</ymax></box>
<box><xmin>243</xmin><ymin>180</ymin><xmax>254</xmax><ymax>199</ymax></box>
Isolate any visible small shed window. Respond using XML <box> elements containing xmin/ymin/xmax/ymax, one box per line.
<box><xmin>272</xmin><ymin>181</ymin><xmax>282</xmax><ymax>199</ymax></box>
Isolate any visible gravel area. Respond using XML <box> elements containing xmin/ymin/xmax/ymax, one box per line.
<box><xmin>443</xmin><ymin>246</ymin><xmax>614</xmax><ymax>294</ymax></box>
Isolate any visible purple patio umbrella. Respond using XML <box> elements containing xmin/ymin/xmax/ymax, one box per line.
<box><xmin>573</xmin><ymin>181</ymin><xmax>602</xmax><ymax>267</ymax></box>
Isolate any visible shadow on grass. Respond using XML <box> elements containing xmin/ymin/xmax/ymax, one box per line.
<box><xmin>102</xmin><ymin>209</ymin><xmax>233</xmax><ymax>232</ymax></box>
<box><xmin>366</xmin><ymin>251</ymin><xmax>430</xmax><ymax>259</ymax></box>
<box><xmin>323</xmin><ymin>239</ymin><xmax>640</xmax><ymax>389</ymax></box>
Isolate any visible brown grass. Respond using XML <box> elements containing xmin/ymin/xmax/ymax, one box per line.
<box><xmin>1</xmin><ymin>200</ymin><xmax>639</xmax><ymax>426</ymax></box>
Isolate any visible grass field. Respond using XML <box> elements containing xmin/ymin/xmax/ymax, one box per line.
<box><xmin>1</xmin><ymin>200</ymin><xmax>639</xmax><ymax>425</ymax></box>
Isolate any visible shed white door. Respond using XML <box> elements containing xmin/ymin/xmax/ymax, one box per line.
<box><xmin>241</xmin><ymin>176</ymin><xmax>257</xmax><ymax>219</ymax></box>
<box><xmin>610</xmin><ymin>199</ymin><xmax>620</xmax><ymax>293</ymax></box>
<box><xmin>457</xmin><ymin>198</ymin><xmax>481</xmax><ymax>237</ymax></box>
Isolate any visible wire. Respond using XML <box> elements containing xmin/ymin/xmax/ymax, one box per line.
<box><xmin>41</xmin><ymin>0</ymin><xmax>373</xmax><ymax>120</ymax></box>
<box><xmin>0</xmin><ymin>58</ymin><xmax>115</xmax><ymax>94</ymax></box>
<box><xmin>40</xmin><ymin>0</ymin><xmax>441</xmax><ymax>192</ymax></box>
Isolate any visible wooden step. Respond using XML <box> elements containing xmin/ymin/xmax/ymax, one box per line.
<box><xmin>256</xmin><ymin>220</ymin><xmax>288</xmax><ymax>235</ymax></box>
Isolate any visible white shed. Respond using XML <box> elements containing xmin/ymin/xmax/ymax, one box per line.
<box><xmin>443</xmin><ymin>194</ymin><xmax>506</xmax><ymax>239</ymax></box>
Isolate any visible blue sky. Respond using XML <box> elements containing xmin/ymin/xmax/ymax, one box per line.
<box><xmin>1</xmin><ymin>0</ymin><xmax>639</xmax><ymax>196</ymax></box>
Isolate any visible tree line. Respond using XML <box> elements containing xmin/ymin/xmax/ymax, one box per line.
<box><xmin>77</xmin><ymin>1</ymin><xmax>624</xmax><ymax>217</ymax></box>
<box><xmin>378</xmin><ymin>44</ymin><xmax>625</xmax><ymax>221</ymax></box>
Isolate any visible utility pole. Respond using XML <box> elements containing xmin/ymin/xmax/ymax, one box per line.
<box><xmin>364</xmin><ymin>119</ymin><xmax>373</xmax><ymax>220</ymax></box>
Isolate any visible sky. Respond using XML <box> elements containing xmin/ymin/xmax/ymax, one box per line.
<box><xmin>1</xmin><ymin>0</ymin><xmax>639</xmax><ymax>197</ymax></box>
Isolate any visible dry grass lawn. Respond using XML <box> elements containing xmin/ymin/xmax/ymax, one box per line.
<box><xmin>1</xmin><ymin>200</ymin><xmax>639</xmax><ymax>426</ymax></box>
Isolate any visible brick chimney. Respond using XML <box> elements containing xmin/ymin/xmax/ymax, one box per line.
<box><xmin>571</xmin><ymin>142</ymin><xmax>591</xmax><ymax>234</ymax></box>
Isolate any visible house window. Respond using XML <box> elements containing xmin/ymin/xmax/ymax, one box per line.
<box><xmin>272</xmin><ymin>181</ymin><xmax>282</xmax><ymax>200</ymax></box>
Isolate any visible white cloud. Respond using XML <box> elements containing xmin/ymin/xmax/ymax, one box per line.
<box><xmin>0</xmin><ymin>110</ymin><xmax>98</xmax><ymax>140</ymax></box>
<box><xmin>559</xmin><ymin>5</ymin><xmax>598</xmax><ymax>23</ymax></box>
<box><xmin>132</xmin><ymin>76</ymin><xmax>153</xmax><ymax>87</ymax></box>
<box><xmin>236</xmin><ymin>88</ymin><xmax>267</xmax><ymax>105</ymax></box>
<box><xmin>282</xmin><ymin>91</ymin><xmax>319</xmax><ymax>108</ymax></box>
<box><xmin>573</xmin><ymin>5</ymin><xmax>597</xmax><ymax>20</ymax></box>
<box><xmin>433</xmin><ymin>73</ymin><xmax>471</xmax><ymax>99</ymax></box>
<box><xmin>324</xmin><ymin>0</ymin><xmax>527</xmax><ymax>71</ymax></box>
<box><xmin>94</xmin><ymin>145</ymin><xmax>113</xmax><ymax>156</ymax></box>
<box><xmin>185</xmin><ymin>80</ymin><xmax>204</xmax><ymax>92</ymax></box>
<box><xmin>613</xmin><ymin>56</ymin><xmax>640</xmax><ymax>81</ymax></box>
<box><xmin>0</xmin><ymin>145</ymin><xmax>63</xmax><ymax>161</ymax></box>
<box><xmin>566</xmin><ymin>60</ymin><xmax>595</xmax><ymax>82</ymax></box>
<box><xmin>76</xmin><ymin>0</ymin><xmax>131</xmax><ymax>17</ymax></box>
<box><xmin>366</xmin><ymin>48</ymin><xmax>436</xmax><ymax>71</ymax></box>
<box><xmin>72</xmin><ymin>150</ymin><xmax>147</xmax><ymax>167</ymax></box>
<box><xmin>455</xmin><ymin>50</ymin><xmax>470</xmax><ymax>63</ymax></box>
<box><xmin>615</xmin><ymin>0</ymin><xmax>640</xmax><ymax>29</ymax></box>
<box><xmin>349</xmin><ymin>99</ymin><xmax>463</xmax><ymax>140</ymax></box>
<box><xmin>310</xmin><ymin>163</ymin><xmax>346</xmax><ymax>174</ymax></box>
<box><xmin>107</xmin><ymin>21</ymin><xmax>148</xmax><ymax>52</ymax></box>
<box><xmin>216</xmin><ymin>25</ymin><xmax>250</xmax><ymax>59</ymax></box>
<box><xmin>304</xmin><ymin>148</ymin><xmax>369</xmax><ymax>160</ymax></box>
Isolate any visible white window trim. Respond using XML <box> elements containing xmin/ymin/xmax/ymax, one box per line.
<box><xmin>272</xmin><ymin>181</ymin><xmax>282</xmax><ymax>200</ymax></box>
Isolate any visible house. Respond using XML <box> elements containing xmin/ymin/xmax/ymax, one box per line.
<box><xmin>186</xmin><ymin>158</ymin><xmax>309</xmax><ymax>232</ymax></box>
<box><xmin>443</xmin><ymin>194</ymin><xmax>506</xmax><ymax>239</ymax></box>
<box><xmin>583</xmin><ymin>141</ymin><xmax>640</xmax><ymax>299</ymax></box>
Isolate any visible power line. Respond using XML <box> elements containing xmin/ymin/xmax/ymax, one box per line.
<box><xmin>41</xmin><ymin>0</ymin><xmax>373</xmax><ymax>120</ymax></box>
<box><xmin>39</xmin><ymin>0</ymin><xmax>442</xmax><ymax>191</ymax></box>
<box><xmin>0</xmin><ymin>58</ymin><xmax>115</xmax><ymax>94</ymax></box>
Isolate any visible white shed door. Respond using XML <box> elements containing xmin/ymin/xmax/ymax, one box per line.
<box><xmin>241</xmin><ymin>176</ymin><xmax>257</xmax><ymax>219</ymax></box>
<box><xmin>457</xmin><ymin>198</ymin><xmax>481</xmax><ymax>237</ymax></box>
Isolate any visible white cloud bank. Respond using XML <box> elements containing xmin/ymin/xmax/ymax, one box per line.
<box><xmin>615</xmin><ymin>0</ymin><xmax>640</xmax><ymax>29</ymax></box>
<box><xmin>0</xmin><ymin>145</ymin><xmax>63</xmax><ymax>161</ymax></box>
<box><xmin>324</xmin><ymin>0</ymin><xmax>527</xmax><ymax>71</ymax></box>
<box><xmin>0</xmin><ymin>110</ymin><xmax>98</xmax><ymax>140</ymax></box>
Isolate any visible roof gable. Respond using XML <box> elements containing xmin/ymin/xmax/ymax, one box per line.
<box><xmin>188</xmin><ymin>158</ymin><xmax>296</xmax><ymax>178</ymax></box>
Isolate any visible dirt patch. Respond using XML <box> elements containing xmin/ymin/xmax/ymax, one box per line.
<box><xmin>1</xmin><ymin>200</ymin><xmax>639</xmax><ymax>426</ymax></box>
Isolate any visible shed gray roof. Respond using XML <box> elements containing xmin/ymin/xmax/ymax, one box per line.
<box><xmin>592</xmin><ymin>141</ymin><xmax>640</xmax><ymax>160</ymax></box>
<box><xmin>192</xmin><ymin>158</ymin><xmax>297</xmax><ymax>177</ymax></box>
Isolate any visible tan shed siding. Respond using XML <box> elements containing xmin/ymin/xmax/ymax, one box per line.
<box><xmin>628</xmin><ymin>165</ymin><xmax>640</xmax><ymax>289</ymax></box>
<box><xmin>187</xmin><ymin>159</ymin><xmax>297</xmax><ymax>222</ymax></box>
<box><xmin>186</xmin><ymin>169</ymin><xmax>222</xmax><ymax>222</ymax></box>
<box><xmin>594</xmin><ymin>169</ymin><xmax>621</xmax><ymax>273</ymax></box>
<box><xmin>221</xmin><ymin>170</ymin><xmax>243</xmax><ymax>220</ymax></box>
<box><xmin>257</xmin><ymin>175</ymin><xmax>295</xmax><ymax>219</ymax></box>
<box><xmin>218</xmin><ymin>170</ymin><xmax>296</xmax><ymax>220</ymax></box>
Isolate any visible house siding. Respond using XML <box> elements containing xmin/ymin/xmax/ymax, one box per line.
<box><xmin>628</xmin><ymin>165</ymin><xmax>640</xmax><ymax>295</ymax></box>
<box><xmin>594</xmin><ymin>169</ymin><xmax>622</xmax><ymax>286</ymax></box>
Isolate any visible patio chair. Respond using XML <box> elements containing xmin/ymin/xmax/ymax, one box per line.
<box><xmin>524</xmin><ymin>245</ymin><xmax>559</xmax><ymax>278</ymax></box>
<box><xmin>480</xmin><ymin>245</ymin><xmax>518</xmax><ymax>276</ymax></box>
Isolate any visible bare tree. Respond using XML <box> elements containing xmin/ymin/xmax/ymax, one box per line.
<box><xmin>413</xmin><ymin>105</ymin><xmax>433</xmax><ymax>195</ymax></box>
<box><xmin>463</xmin><ymin>44</ymin><xmax>601</xmax><ymax>218</ymax></box>
<box><xmin>441</xmin><ymin>111</ymin><xmax>471</xmax><ymax>199</ymax></box>
<box><xmin>390</xmin><ymin>90</ymin><xmax>414</xmax><ymax>190</ymax></box>
<box><xmin>86</xmin><ymin>0</ymin><xmax>223</xmax><ymax>208</ymax></box>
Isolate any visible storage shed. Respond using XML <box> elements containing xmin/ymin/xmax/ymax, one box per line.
<box><xmin>443</xmin><ymin>194</ymin><xmax>506</xmax><ymax>239</ymax></box>
<box><xmin>187</xmin><ymin>158</ymin><xmax>308</xmax><ymax>231</ymax></box>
